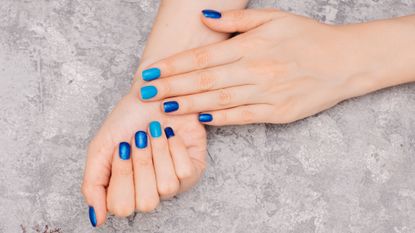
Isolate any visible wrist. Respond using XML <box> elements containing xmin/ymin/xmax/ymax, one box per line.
<box><xmin>339</xmin><ymin>16</ymin><xmax>415</xmax><ymax>100</ymax></box>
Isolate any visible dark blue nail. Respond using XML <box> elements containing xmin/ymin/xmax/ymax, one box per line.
<box><xmin>135</xmin><ymin>131</ymin><xmax>148</xmax><ymax>149</ymax></box>
<box><xmin>163</xmin><ymin>101</ymin><xmax>179</xmax><ymax>113</ymax></box>
<box><xmin>119</xmin><ymin>142</ymin><xmax>131</xmax><ymax>160</ymax></box>
<box><xmin>202</xmin><ymin>9</ymin><xmax>222</xmax><ymax>19</ymax></box>
<box><xmin>88</xmin><ymin>206</ymin><xmax>97</xmax><ymax>227</ymax></box>
<box><xmin>142</xmin><ymin>68</ymin><xmax>161</xmax><ymax>81</ymax></box>
<box><xmin>199</xmin><ymin>113</ymin><xmax>213</xmax><ymax>122</ymax></box>
<box><xmin>149</xmin><ymin>121</ymin><xmax>162</xmax><ymax>138</ymax></box>
<box><xmin>141</xmin><ymin>86</ymin><xmax>158</xmax><ymax>100</ymax></box>
<box><xmin>164</xmin><ymin>127</ymin><xmax>175</xmax><ymax>139</ymax></box>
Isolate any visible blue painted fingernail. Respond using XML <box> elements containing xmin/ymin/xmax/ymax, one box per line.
<box><xmin>149</xmin><ymin>121</ymin><xmax>162</xmax><ymax>138</ymax></box>
<box><xmin>135</xmin><ymin>131</ymin><xmax>148</xmax><ymax>149</ymax></box>
<box><xmin>199</xmin><ymin>113</ymin><xmax>213</xmax><ymax>122</ymax></box>
<box><xmin>141</xmin><ymin>86</ymin><xmax>158</xmax><ymax>100</ymax></box>
<box><xmin>202</xmin><ymin>9</ymin><xmax>222</xmax><ymax>19</ymax></box>
<box><xmin>163</xmin><ymin>101</ymin><xmax>179</xmax><ymax>113</ymax></box>
<box><xmin>88</xmin><ymin>206</ymin><xmax>97</xmax><ymax>227</ymax></box>
<box><xmin>142</xmin><ymin>68</ymin><xmax>161</xmax><ymax>81</ymax></box>
<box><xmin>119</xmin><ymin>142</ymin><xmax>131</xmax><ymax>160</ymax></box>
<box><xmin>164</xmin><ymin>127</ymin><xmax>175</xmax><ymax>139</ymax></box>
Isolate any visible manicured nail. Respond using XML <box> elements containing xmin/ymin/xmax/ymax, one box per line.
<box><xmin>163</xmin><ymin>101</ymin><xmax>179</xmax><ymax>113</ymax></box>
<box><xmin>202</xmin><ymin>9</ymin><xmax>222</xmax><ymax>19</ymax></box>
<box><xmin>141</xmin><ymin>86</ymin><xmax>158</xmax><ymax>100</ymax></box>
<box><xmin>88</xmin><ymin>206</ymin><xmax>97</xmax><ymax>227</ymax></box>
<box><xmin>199</xmin><ymin>113</ymin><xmax>213</xmax><ymax>122</ymax></box>
<box><xmin>164</xmin><ymin>127</ymin><xmax>175</xmax><ymax>139</ymax></box>
<box><xmin>149</xmin><ymin>121</ymin><xmax>162</xmax><ymax>138</ymax></box>
<box><xmin>135</xmin><ymin>131</ymin><xmax>148</xmax><ymax>149</ymax></box>
<box><xmin>119</xmin><ymin>142</ymin><xmax>131</xmax><ymax>160</ymax></box>
<box><xmin>142</xmin><ymin>68</ymin><xmax>161</xmax><ymax>81</ymax></box>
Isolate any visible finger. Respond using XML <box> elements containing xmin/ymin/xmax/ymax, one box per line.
<box><xmin>106</xmin><ymin>142</ymin><xmax>135</xmax><ymax>217</ymax></box>
<box><xmin>198</xmin><ymin>104</ymin><xmax>275</xmax><ymax>126</ymax></box>
<box><xmin>164</xmin><ymin>127</ymin><xmax>199</xmax><ymax>193</ymax></box>
<box><xmin>131</xmin><ymin>131</ymin><xmax>160</xmax><ymax>212</ymax></box>
<box><xmin>201</xmin><ymin>9</ymin><xmax>286</xmax><ymax>33</ymax></box>
<box><xmin>161</xmin><ymin>85</ymin><xmax>260</xmax><ymax>115</ymax></box>
<box><xmin>140</xmin><ymin>62</ymin><xmax>254</xmax><ymax>102</ymax></box>
<box><xmin>141</xmin><ymin>39</ymin><xmax>243</xmax><ymax>82</ymax></box>
<box><xmin>149</xmin><ymin>121</ymin><xmax>180</xmax><ymax>200</ymax></box>
<box><xmin>82</xmin><ymin>134</ymin><xmax>113</xmax><ymax>227</ymax></box>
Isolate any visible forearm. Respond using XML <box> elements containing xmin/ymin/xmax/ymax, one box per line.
<box><xmin>133</xmin><ymin>0</ymin><xmax>249</xmax><ymax>86</ymax></box>
<box><xmin>342</xmin><ymin>15</ymin><xmax>415</xmax><ymax>97</ymax></box>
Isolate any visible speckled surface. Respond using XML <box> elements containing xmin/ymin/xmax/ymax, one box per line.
<box><xmin>0</xmin><ymin>0</ymin><xmax>414</xmax><ymax>232</ymax></box>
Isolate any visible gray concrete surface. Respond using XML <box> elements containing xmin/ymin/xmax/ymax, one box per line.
<box><xmin>0</xmin><ymin>0</ymin><xmax>414</xmax><ymax>232</ymax></box>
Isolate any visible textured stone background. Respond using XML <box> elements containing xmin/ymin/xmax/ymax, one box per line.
<box><xmin>0</xmin><ymin>0</ymin><xmax>414</xmax><ymax>232</ymax></box>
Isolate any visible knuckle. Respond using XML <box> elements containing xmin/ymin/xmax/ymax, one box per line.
<box><xmin>81</xmin><ymin>183</ymin><xmax>92</xmax><ymax>197</ymax></box>
<box><xmin>176</xmin><ymin>167</ymin><xmax>195</xmax><ymax>180</ymax></box>
<box><xmin>136</xmin><ymin>198</ymin><xmax>159</xmax><ymax>213</ymax></box>
<box><xmin>192</xmin><ymin>48</ymin><xmax>210</xmax><ymax>68</ymax></box>
<box><xmin>113</xmin><ymin>167</ymin><xmax>133</xmax><ymax>177</ymax></box>
<box><xmin>134</xmin><ymin>154</ymin><xmax>152</xmax><ymax>166</ymax></box>
<box><xmin>109</xmin><ymin>205</ymin><xmax>134</xmax><ymax>217</ymax></box>
<box><xmin>217</xmin><ymin>89</ymin><xmax>232</xmax><ymax>106</ymax></box>
<box><xmin>241</xmin><ymin>110</ymin><xmax>255</xmax><ymax>123</ymax></box>
<box><xmin>196</xmin><ymin>70</ymin><xmax>216</xmax><ymax>91</ymax></box>
<box><xmin>157</xmin><ymin>181</ymin><xmax>180</xmax><ymax>197</ymax></box>
<box><xmin>229</xmin><ymin>10</ymin><xmax>246</xmax><ymax>22</ymax></box>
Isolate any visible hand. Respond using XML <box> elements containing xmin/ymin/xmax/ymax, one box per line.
<box><xmin>139</xmin><ymin>9</ymin><xmax>395</xmax><ymax>125</ymax></box>
<box><xmin>81</xmin><ymin>78</ymin><xmax>206</xmax><ymax>227</ymax></box>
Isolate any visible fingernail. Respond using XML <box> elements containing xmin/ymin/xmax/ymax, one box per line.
<box><xmin>199</xmin><ymin>113</ymin><xmax>213</xmax><ymax>122</ymax></box>
<box><xmin>119</xmin><ymin>142</ymin><xmax>131</xmax><ymax>160</ymax></box>
<box><xmin>142</xmin><ymin>68</ymin><xmax>161</xmax><ymax>81</ymax></box>
<box><xmin>202</xmin><ymin>9</ymin><xmax>222</xmax><ymax>19</ymax></box>
<box><xmin>88</xmin><ymin>206</ymin><xmax>97</xmax><ymax>227</ymax></box>
<box><xmin>164</xmin><ymin>127</ymin><xmax>175</xmax><ymax>139</ymax></box>
<box><xmin>141</xmin><ymin>86</ymin><xmax>158</xmax><ymax>100</ymax></box>
<box><xmin>163</xmin><ymin>101</ymin><xmax>179</xmax><ymax>113</ymax></box>
<box><xmin>135</xmin><ymin>131</ymin><xmax>148</xmax><ymax>149</ymax></box>
<box><xmin>149</xmin><ymin>121</ymin><xmax>162</xmax><ymax>138</ymax></box>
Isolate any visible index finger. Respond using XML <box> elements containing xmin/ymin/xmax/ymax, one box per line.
<box><xmin>141</xmin><ymin>39</ymin><xmax>242</xmax><ymax>81</ymax></box>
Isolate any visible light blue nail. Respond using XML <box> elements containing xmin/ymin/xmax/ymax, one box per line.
<box><xmin>149</xmin><ymin>121</ymin><xmax>162</xmax><ymax>138</ymax></box>
<box><xmin>141</xmin><ymin>86</ymin><xmax>158</xmax><ymax>100</ymax></box>
<box><xmin>142</xmin><ymin>68</ymin><xmax>161</xmax><ymax>81</ymax></box>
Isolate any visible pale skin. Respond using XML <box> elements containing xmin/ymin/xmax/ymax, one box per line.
<box><xmin>141</xmin><ymin>9</ymin><xmax>415</xmax><ymax>125</ymax></box>
<box><xmin>83</xmin><ymin>2</ymin><xmax>415</xmax><ymax>228</ymax></box>
<box><xmin>81</xmin><ymin>0</ymin><xmax>249</xmax><ymax>227</ymax></box>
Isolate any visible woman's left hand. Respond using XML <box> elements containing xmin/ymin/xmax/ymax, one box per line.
<box><xmin>139</xmin><ymin>9</ymin><xmax>400</xmax><ymax>125</ymax></box>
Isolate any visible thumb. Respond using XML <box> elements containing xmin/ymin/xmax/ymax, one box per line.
<box><xmin>201</xmin><ymin>9</ymin><xmax>284</xmax><ymax>33</ymax></box>
<box><xmin>82</xmin><ymin>133</ymin><xmax>113</xmax><ymax>227</ymax></box>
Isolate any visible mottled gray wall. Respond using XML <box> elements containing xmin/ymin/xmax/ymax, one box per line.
<box><xmin>0</xmin><ymin>0</ymin><xmax>414</xmax><ymax>233</ymax></box>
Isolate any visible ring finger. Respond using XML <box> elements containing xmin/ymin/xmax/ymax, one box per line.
<box><xmin>149</xmin><ymin>121</ymin><xmax>180</xmax><ymax>200</ymax></box>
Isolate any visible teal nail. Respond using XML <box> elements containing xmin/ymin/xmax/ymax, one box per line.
<box><xmin>141</xmin><ymin>86</ymin><xmax>158</xmax><ymax>100</ymax></box>
<box><xmin>149</xmin><ymin>121</ymin><xmax>162</xmax><ymax>138</ymax></box>
<box><xmin>142</xmin><ymin>68</ymin><xmax>161</xmax><ymax>81</ymax></box>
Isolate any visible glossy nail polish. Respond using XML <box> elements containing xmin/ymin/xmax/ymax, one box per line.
<box><xmin>135</xmin><ymin>131</ymin><xmax>148</xmax><ymax>149</ymax></box>
<box><xmin>164</xmin><ymin>127</ymin><xmax>175</xmax><ymax>139</ymax></box>
<box><xmin>141</xmin><ymin>86</ymin><xmax>158</xmax><ymax>100</ymax></box>
<box><xmin>142</xmin><ymin>68</ymin><xmax>161</xmax><ymax>81</ymax></box>
<box><xmin>202</xmin><ymin>9</ymin><xmax>222</xmax><ymax>19</ymax></box>
<box><xmin>199</xmin><ymin>113</ymin><xmax>213</xmax><ymax>122</ymax></box>
<box><xmin>119</xmin><ymin>142</ymin><xmax>131</xmax><ymax>160</ymax></box>
<box><xmin>88</xmin><ymin>206</ymin><xmax>97</xmax><ymax>227</ymax></box>
<box><xmin>149</xmin><ymin>121</ymin><xmax>162</xmax><ymax>138</ymax></box>
<box><xmin>163</xmin><ymin>101</ymin><xmax>179</xmax><ymax>113</ymax></box>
